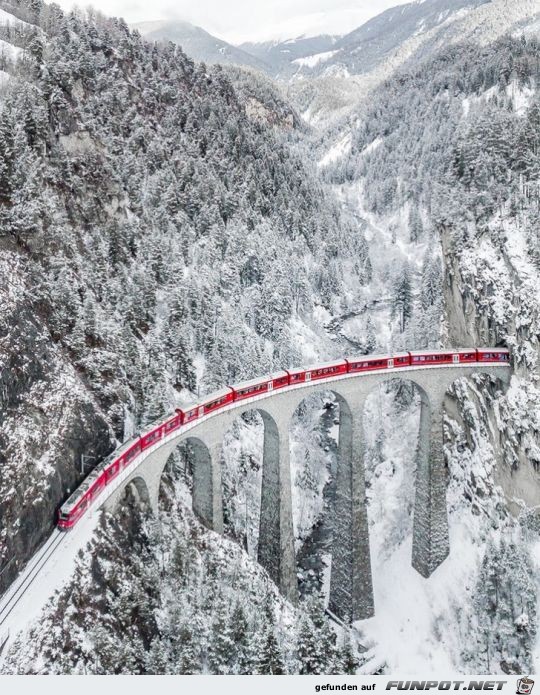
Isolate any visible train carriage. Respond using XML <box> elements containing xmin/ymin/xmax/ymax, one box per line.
<box><xmin>304</xmin><ymin>359</ymin><xmax>348</xmax><ymax>382</ymax></box>
<box><xmin>409</xmin><ymin>350</ymin><xmax>456</xmax><ymax>366</ymax></box>
<box><xmin>456</xmin><ymin>349</ymin><xmax>477</xmax><ymax>363</ymax></box>
<box><xmin>287</xmin><ymin>367</ymin><xmax>307</xmax><ymax>385</ymax></box>
<box><xmin>231</xmin><ymin>371</ymin><xmax>289</xmax><ymax>401</ymax></box>
<box><xmin>163</xmin><ymin>410</ymin><xmax>184</xmax><ymax>434</ymax></box>
<box><xmin>346</xmin><ymin>354</ymin><xmax>391</xmax><ymax>373</ymax></box>
<box><xmin>389</xmin><ymin>352</ymin><xmax>411</xmax><ymax>368</ymax></box>
<box><xmin>183</xmin><ymin>404</ymin><xmax>200</xmax><ymax>424</ymax></box>
<box><xmin>202</xmin><ymin>387</ymin><xmax>235</xmax><ymax>416</ymax></box>
<box><xmin>140</xmin><ymin>422</ymin><xmax>165</xmax><ymax>451</ymax></box>
<box><xmin>476</xmin><ymin>348</ymin><xmax>510</xmax><ymax>363</ymax></box>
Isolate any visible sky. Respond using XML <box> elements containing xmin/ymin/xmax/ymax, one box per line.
<box><xmin>52</xmin><ymin>0</ymin><xmax>413</xmax><ymax>44</ymax></box>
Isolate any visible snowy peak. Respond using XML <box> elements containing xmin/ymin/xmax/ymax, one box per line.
<box><xmin>132</xmin><ymin>19</ymin><xmax>271</xmax><ymax>73</ymax></box>
<box><xmin>290</xmin><ymin>0</ymin><xmax>491</xmax><ymax>79</ymax></box>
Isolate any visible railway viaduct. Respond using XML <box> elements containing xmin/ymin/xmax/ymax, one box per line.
<box><xmin>102</xmin><ymin>361</ymin><xmax>511</xmax><ymax>624</ymax></box>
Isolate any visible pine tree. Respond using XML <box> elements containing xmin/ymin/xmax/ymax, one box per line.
<box><xmin>258</xmin><ymin>629</ymin><xmax>286</xmax><ymax>675</ymax></box>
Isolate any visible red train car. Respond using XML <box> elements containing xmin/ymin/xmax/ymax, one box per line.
<box><xmin>388</xmin><ymin>352</ymin><xmax>411</xmax><ymax>368</ymax></box>
<box><xmin>183</xmin><ymin>404</ymin><xmax>200</xmax><ymax>424</ymax></box>
<box><xmin>288</xmin><ymin>367</ymin><xmax>307</xmax><ymax>385</ymax></box>
<box><xmin>305</xmin><ymin>360</ymin><xmax>348</xmax><ymax>381</ymax></box>
<box><xmin>409</xmin><ymin>350</ymin><xmax>456</xmax><ymax>366</ymax></box>
<box><xmin>476</xmin><ymin>348</ymin><xmax>510</xmax><ymax>363</ymax></box>
<box><xmin>232</xmin><ymin>371</ymin><xmax>289</xmax><ymax>401</ymax></box>
<box><xmin>202</xmin><ymin>387</ymin><xmax>234</xmax><ymax>416</ymax></box>
<box><xmin>140</xmin><ymin>423</ymin><xmax>164</xmax><ymax>451</ymax></box>
<box><xmin>347</xmin><ymin>354</ymin><xmax>391</xmax><ymax>373</ymax></box>
<box><xmin>163</xmin><ymin>410</ymin><xmax>184</xmax><ymax>435</ymax></box>
<box><xmin>456</xmin><ymin>350</ymin><xmax>477</xmax><ymax>363</ymax></box>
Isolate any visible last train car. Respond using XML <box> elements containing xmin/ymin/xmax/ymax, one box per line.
<box><xmin>476</xmin><ymin>348</ymin><xmax>510</xmax><ymax>363</ymax></box>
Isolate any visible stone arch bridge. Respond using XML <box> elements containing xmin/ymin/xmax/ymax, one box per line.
<box><xmin>103</xmin><ymin>359</ymin><xmax>510</xmax><ymax>624</ymax></box>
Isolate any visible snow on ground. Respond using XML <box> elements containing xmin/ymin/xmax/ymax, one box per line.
<box><xmin>0</xmin><ymin>512</ymin><xmax>100</xmax><ymax>665</ymax></box>
<box><xmin>358</xmin><ymin>520</ymin><xmax>481</xmax><ymax>672</ymax></box>
<box><xmin>0</xmin><ymin>8</ymin><xmax>30</xmax><ymax>27</ymax></box>
<box><xmin>318</xmin><ymin>132</ymin><xmax>351</xmax><ymax>168</ymax></box>
<box><xmin>463</xmin><ymin>80</ymin><xmax>535</xmax><ymax>119</ymax></box>
<box><xmin>506</xmin><ymin>79</ymin><xmax>535</xmax><ymax>115</ymax></box>
<box><xmin>293</xmin><ymin>49</ymin><xmax>339</xmax><ymax>69</ymax></box>
<box><xmin>0</xmin><ymin>38</ymin><xmax>21</xmax><ymax>62</ymax></box>
<box><xmin>531</xmin><ymin>539</ymin><xmax>540</xmax><ymax>672</ymax></box>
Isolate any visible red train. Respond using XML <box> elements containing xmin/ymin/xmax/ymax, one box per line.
<box><xmin>57</xmin><ymin>348</ymin><xmax>510</xmax><ymax>530</ymax></box>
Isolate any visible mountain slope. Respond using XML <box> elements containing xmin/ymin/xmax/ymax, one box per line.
<box><xmin>132</xmin><ymin>19</ymin><xmax>271</xmax><ymax>72</ymax></box>
<box><xmin>0</xmin><ymin>0</ymin><xmax>371</xmax><ymax>600</ymax></box>
<box><xmin>290</xmin><ymin>0</ymin><xmax>540</xmax><ymax>125</ymax></box>
<box><xmin>322</xmin><ymin>27</ymin><xmax>540</xmax><ymax>672</ymax></box>
<box><xmin>239</xmin><ymin>34</ymin><xmax>340</xmax><ymax>79</ymax></box>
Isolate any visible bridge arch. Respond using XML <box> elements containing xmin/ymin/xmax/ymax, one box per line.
<box><xmin>155</xmin><ymin>436</ymin><xmax>215</xmax><ymax>530</ymax></box>
<box><xmin>124</xmin><ymin>476</ymin><xmax>152</xmax><ymax>511</ymax></box>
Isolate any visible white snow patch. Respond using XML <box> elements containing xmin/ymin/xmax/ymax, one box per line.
<box><xmin>0</xmin><ymin>8</ymin><xmax>31</xmax><ymax>28</ymax></box>
<box><xmin>318</xmin><ymin>133</ymin><xmax>352</xmax><ymax>168</ymax></box>
<box><xmin>0</xmin><ymin>512</ymin><xmax>101</xmax><ymax>664</ymax></box>
<box><xmin>292</xmin><ymin>49</ymin><xmax>339</xmax><ymax>69</ymax></box>
<box><xmin>0</xmin><ymin>38</ymin><xmax>21</xmax><ymax>62</ymax></box>
<box><xmin>506</xmin><ymin>79</ymin><xmax>535</xmax><ymax>116</ymax></box>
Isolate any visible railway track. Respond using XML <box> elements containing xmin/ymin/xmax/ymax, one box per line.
<box><xmin>0</xmin><ymin>530</ymin><xmax>64</xmax><ymax>632</ymax></box>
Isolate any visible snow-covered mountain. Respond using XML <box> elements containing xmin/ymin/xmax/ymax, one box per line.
<box><xmin>131</xmin><ymin>19</ymin><xmax>271</xmax><ymax>72</ymax></box>
<box><xmin>238</xmin><ymin>34</ymin><xmax>340</xmax><ymax>78</ymax></box>
<box><xmin>290</xmin><ymin>0</ymin><xmax>540</xmax><ymax>125</ymax></box>
<box><xmin>287</xmin><ymin>0</ymin><xmax>490</xmax><ymax>80</ymax></box>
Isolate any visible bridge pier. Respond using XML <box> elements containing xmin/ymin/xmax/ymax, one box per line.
<box><xmin>329</xmin><ymin>398</ymin><xmax>374</xmax><ymax>622</ymax></box>
<box><xmin>412</xmin><ymin>394</ymin><xmax>449</xmax><ymax>577</ymax></box>
<box><xmin>258</xmin><ymin>411</ymin><xmax>298</xmax><ymax>603</ymax></box>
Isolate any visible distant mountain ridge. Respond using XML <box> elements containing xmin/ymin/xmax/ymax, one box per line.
<box><xmin>132</xmin><ymin>19</ymin><xmax>271</xmax><ymax>72</ymax></box>
<box><xmin>238</xmin><ymin>34</ymin><xmax>340</xmax><ymax>78</ymax></box>
<box><xmin>284</xmin><ymin>0</ymin><xmax>491</xmax><ymax>79</ymax></box>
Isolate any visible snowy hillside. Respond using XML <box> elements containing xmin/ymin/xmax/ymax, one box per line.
<box><xmin>290</xmin><ymin>0</ymin><xmax>540</xmax><ymax>126</ymax></box>
<box><xmin>320</xmin><ymin>24</ymin><xmax>540</xmax><ymax>672</ymax></box>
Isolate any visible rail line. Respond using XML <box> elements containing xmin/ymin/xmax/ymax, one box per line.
<box><xmin>0</xmin><ymin>530</ymin><xmax>64</xmax><ymax>630</ymax></box>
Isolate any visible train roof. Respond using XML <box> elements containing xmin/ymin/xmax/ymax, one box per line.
<box><xmin>305</xmin><ymin>359</ymin><xmax>347</xmax><ymax>371</ymax></box>
<box><xmin>408</xmin><ymin>349</ymin><xmax>457</xmax><ymax>356</ymax></box>
<box><xmin>232</xmin><ymin>371</ymin><xmax>289</xmax><ymax>391</ymax></box>
<box><xmin>60</xmin><ymin>451</ymin><xmax>115</xmax><ymax>511</ymax></box>
<box><xmin>476</xmin><ymin>347</ymin><xmax>509</xmax><ymax>353</ymax></box>
<box><xmin>202</xmin><ymin>386</ymin><xmax>234</xmax><ymax>403</ymax></box>
<box><xmin>346</xmin><ymin>353</ymin><xmax>390</xmax><ymax>362</ymax></box>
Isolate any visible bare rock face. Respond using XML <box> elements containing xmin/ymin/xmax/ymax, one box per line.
<box><xmin>245</xmin><ymin>97</ymin><xmax>294</xmax><ymax>130</ymax></box>
<box><xmin>0</xmin><ymin>247</ymin><xmax>114</xmax><ymax>594</ymax></box>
